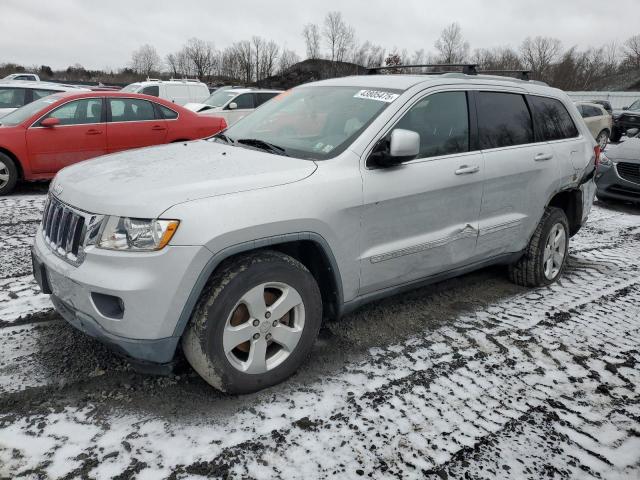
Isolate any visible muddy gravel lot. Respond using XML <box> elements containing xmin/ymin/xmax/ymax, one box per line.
<box><xmin>0</xmin><ymin>184</ymin><xmax>639</xmax><ymax>479</ymax></box>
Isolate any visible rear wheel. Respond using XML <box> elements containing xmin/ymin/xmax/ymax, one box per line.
<box><xmin>509</xmin><ymin>207</ymin><xmax>569</xmax><ymax>287</ymax></box>
<box><xmin>609</xmin><ymin>126</ymin><xmax>623</xmax><ymax>142</ymax></box>
<box><xmin>596</xmin><ymin>129</ymin><xmax>609</xmax><ymax>150</ymax></box>
<box><xmin>0</xmin><ymin>153</ymin><xmax>18</xmax><ymax>196</ymax></box>
<box><xmin>182</xmin><ymin>250</ymin><xmax>322</xmax><ymax>394</ymax></box>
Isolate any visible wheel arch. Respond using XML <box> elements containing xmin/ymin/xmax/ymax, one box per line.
<box><xmin>547</xmin><ymin>188</ymin><xmax>583</xmax><ymax>236</ymax></box>
<box><xmin>172</xmin><ymin>232</ymin><xmax>344</xmax><ymax>339</ymax></box>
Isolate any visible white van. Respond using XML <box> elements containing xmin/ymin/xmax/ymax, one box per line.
<box><xmin>122</xmin><ymin>79</ymin><xmax>210</xmax><ymax>106</ymax></box>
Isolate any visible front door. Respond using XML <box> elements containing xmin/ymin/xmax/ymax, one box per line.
<box><xmin>359</xmin><ymin>90</ymin><xmax>484</xmax><ymax>295</ymax></box>
<box><xmin>26</xmin><ymin>97</ymin><xmax>106</xmax><ymax>173</ymax></box>
<box><xmin>224</xmin><ymin>93</ymin><xmax>255</xmax><ymax>126</ymax></box>
<box><xmin>106</xmin><ymin>98</ymin><xmax>167</xmax><ymax>153</ymax></box>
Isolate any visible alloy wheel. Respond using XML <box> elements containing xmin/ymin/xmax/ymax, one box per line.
<box><xmin>0</xmin><ymin>160</ymin><xmax>9</xmax><ymax>190</ymax></box>
<box><xmin>543</xmin><ymin>223</ymin><xmax>566</xmax><ymax>280</ymax></box>
<box><xmin>223</xmin><ymin>282</ymin><xmax>305</xmax><ymax>374</ymax></box>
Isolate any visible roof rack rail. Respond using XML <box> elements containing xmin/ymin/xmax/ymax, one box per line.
<box><xmin>367</xmin><ymin>64</ymin><xmax>535</xmax><ymax>82</ymax></box>
<box><xmin>145</xmin><ymin>77</ymin><xmax>162</xmax><ymax>82</ymax></box>
<box><xmin>368</xmin><ymin>63</ymin><xmax>478</xmax><ymax>75</ymax></box>
<box><xmin>478</xmin><ymin>70</ymin><xmax>531</xmax><ymax>81</ymax></box>
<box><xmin>169</xmin><ymin>77</ymin><xmax>201</xmax><ymax>83</ymax></box>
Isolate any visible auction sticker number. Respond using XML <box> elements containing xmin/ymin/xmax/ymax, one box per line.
<box><xmin>354</xmin><ymin>90</ymin><xmax>399</xmax><ymax>103</ymax></box>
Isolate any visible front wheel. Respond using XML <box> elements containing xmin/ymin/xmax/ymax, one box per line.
<box><xmin>509</xmin><ymin>207</ymin><xmax>570</xmax><ymax>287</ymax></box>
<box><xmin>182</xmin><ymin>251</ymin><xmax>322</xmax><ymax>394</ymax></box>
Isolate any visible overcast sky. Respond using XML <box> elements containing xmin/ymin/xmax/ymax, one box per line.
<box><xmin>1</xmin><ymin>0</ymin><xmax>638</xmax><ymax>70</ymax></box>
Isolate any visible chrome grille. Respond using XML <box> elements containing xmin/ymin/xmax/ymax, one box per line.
<box><xmin>41</xmin><ymin>195</ymin><xmax>103</xmax><ymax>266</ymax></box>
<box><xmin>616</xmin><ymin>162</ymin><xmax>640</xmax><ymax>185</ymax></box>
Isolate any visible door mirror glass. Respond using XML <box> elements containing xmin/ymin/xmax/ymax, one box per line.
<box><xmin>40</xmin><ymin>117</ymin><xmax>60</xmax><ymax>128</ymax></box>
<box><xmin>228</xmin><ymin>102</ymin><xmax>238</xmax><ymax>110</ymax></box>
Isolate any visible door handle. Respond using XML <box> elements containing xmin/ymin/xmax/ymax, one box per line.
<box><xmin>455</xmin><ymin>165</ymin><xmax>480</xmax><ymax>175</ymax></box>
<box><xmin>151</xmin><ymin>125</ymin><xmax>166</xmax><ymax>131</ymax></box>
<box><xmin>534</xmin><ymin>153</ymin><xmax>553</xmax><ymax>161</ymax></box>
<box><xmin>86</xmin><ymin>129</ymin><xmax>102</xmax><ymax>135</ymax></box>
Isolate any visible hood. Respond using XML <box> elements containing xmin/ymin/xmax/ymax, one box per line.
<box><xmin>606</xmin><ymin>138</ymin><xmax>640</xmax><ymax>163</ymax></box>
<box><xmin>54</xmin><ymin>140</ymin><xmax>317</xmax><ymax>217</ymax></box>
<box><xmin>183</xmin><ymin>103</ymin><xmax>219</xmax><ymax>113</ymax></box>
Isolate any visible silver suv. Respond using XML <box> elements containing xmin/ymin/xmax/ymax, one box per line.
<box><xmin>32</xmin><ymin>71</ymin><xmax>598</xmax><ymax>393</ymax></box>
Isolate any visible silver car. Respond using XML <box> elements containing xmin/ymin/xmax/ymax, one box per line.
<box><xmin>32</xmin><ymin>72</ymin><xmax>598</xmax><ymax>393</ymax></box>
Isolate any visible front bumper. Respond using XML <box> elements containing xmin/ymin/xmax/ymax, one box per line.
<box><xmin>32</xmin><ymin>229</ymin><xmax>212</xmax><ymax>364</ymax></box>
<box><xmin>595</xmin><ymin>163</ymin><xmax>640</xmax><ymax>202</ymax></box>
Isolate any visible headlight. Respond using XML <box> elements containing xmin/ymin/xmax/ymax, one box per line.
<box><xmin>97</xmin><ymin>217</ymin><xmax>179</xmax><ymax>251</ymax></box>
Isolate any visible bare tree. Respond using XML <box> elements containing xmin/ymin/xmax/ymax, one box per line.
<box><xmin>183</xmin><ymin>38</ymin><xmax>218</xmax><ymax>80</ymax></box>
<box><xmin>323</xmin><ymin>12</ymin><xmax>354</xmax><ymax>63</ymax></box>
<box><xmin>434</xmin><ymin>23</ymin><xmax>469</xmax><ymax>63</ymax></box>
<box><xmin>278</xmin><ymin>48</ymin><xmax>300</xmax><ymax>74</ymax></box>
<box><xmin>260</xmin><ymin>40</ymin><xmax>280</xmax><ymax>80</ymax></box>
<box><xmin>302</xmin><ymin>23</ymin><xmax>321</xmax><ymax>59</ymax></box>
<box><xmin>623</xmin><ymin>34</ymin><xmax>640</xmax><ymax>69</ymax></box>
<box><xmin>130</xmin><ymin>44</ymin><xmax>161</xmax><ymax>77</ymax></box>
<box><xmin>252</xmin><ymin>36</ymin><xmax>264</xmax><ymax>81</ymax></box>
<box><xmin>520</xmin><ymin>36</ymin><xmax>562</xmax><ymax>79</ymax></box>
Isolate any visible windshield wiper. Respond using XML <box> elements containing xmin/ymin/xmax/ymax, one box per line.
<box><xmin>236</xmin><ymin>138</ymin><xmax>288</xmax><ymax>156</ymax></box>
<box><xmin>212</xmin><ymin>133</ymin><xmax>233</xmax><ymax>144</ymax></box>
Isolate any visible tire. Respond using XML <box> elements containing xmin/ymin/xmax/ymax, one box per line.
<box><xmin>609</xmin><ymin>126</ymin><xmax>622</xmax><ymax>142</ymax></box>
<box><xmin>508</xmin><ymin>207</ymin><xmax>570</xmax><ymax>287</ymax></box>
<box><xmin>595</xmin><ymin>129</ymin><xmax>609</xmax><ymax>150</ymax></box>
<box><xmin>0</xmin><ymin>153</ymin><xmax>19</xmax><ymax>196</ymax></box>
<box><xmin>182</xmin><ymin>250</ymin><xmax>322</xmax><ymax>394</ymax></box>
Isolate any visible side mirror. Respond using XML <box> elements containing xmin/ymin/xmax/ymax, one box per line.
<box><xmin>40</xmin><ymin>117</ymin><xmax>60</xmax><ymax>128</ymax></box>
<box><xmin>369</xmin><ymin>129</ymin><xmax>420</xmax><ymax>168</ymax></box>
<box><xmin>228</xmin><ymin>102</ymin><xmax>238</xmax><ymax>110</ymax></box>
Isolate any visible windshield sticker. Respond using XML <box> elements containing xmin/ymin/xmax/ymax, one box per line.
<box><xmin>322</xmin><ymin>144</ymin><xmax>334</xmax><ymax>153</ymax></box>
<box><xmin>354</xmin><ymin>90</ymin><xmax>399</xmax><ymax>103</ymax></box>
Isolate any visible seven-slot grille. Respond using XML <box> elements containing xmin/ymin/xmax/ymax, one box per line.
<box><xmin>41</xmin><ymin>195</ymin><xmax>87</xmax><ymax>264</ymax></box>
<box><xmin>616</xmin><ymin>162</ymin><xmax>640</xmax><ymax>184</ymax></box>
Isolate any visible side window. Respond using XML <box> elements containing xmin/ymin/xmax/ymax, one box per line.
<box><xmin>394</xmin><ymin>91</ymin><xmax>469</xmax><ymax>158</ymax></box>
<box><xmin>0</xmin><ymin>88</ymin><xmax>26</xmax><ymax>108</ymax></box>
<box><xmin>109</xmin><ymin>98</ymin><xmax>156</xmax><ymax>122</ymax></box>
<box><xmin>32</xmin><ymin>89</ymin><xmax>59</xmax><ymax>101</ymax></box>
<box><xmin>255</xmin><ymin>93</ymin><xmax>278</xmax><ymax>107</ymax></box>
<box><xmin>587</xmin><ymin>106</ymin><xmax>602</xmax><ymax>117</ymax></box>
<box><xmin>477</xmin><ymin>92</ymin><xmax>533</xmax><ymax>149</ymax></box>
<box><xmin>42</xmin><ymin>98</ymin><xmax>103</xmax><ymax>125</ymax></box>
<box><xmin>158</xmin><ymin>104</ymin><xmax>178</xmax><ymax>119</ymax></box>
<box><xmin>529</xmin><ymin>96</ymin><xmax>579</xmax><ymax>141</ymax></box>
<box><xmin>231</xmin><ymin>93</ymin><xmax>255</xmax><ymax>109</ymax></box>
<box><xmin>141</xmin><ymin>85</ymin><xmax>159</xmax><ymax>97</ymax></box>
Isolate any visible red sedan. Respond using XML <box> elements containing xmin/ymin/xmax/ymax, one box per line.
<box><xmin>0</xmin><ymin>91</ymin><xmax>226</xmax><ymax>194</ymax></box>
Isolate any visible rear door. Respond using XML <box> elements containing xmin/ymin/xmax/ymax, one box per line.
<box><xmin>474</xmin><ymin>90</ymin><xmax>558</xmax><ymax>257</ymax></box>
<box><xmin>26</xmin><ymin>97</ymin><xmax>106</xmax><ymax>173</ymax></box>
<box><xmin>106</xmin><ymin>97</ymin><xmax>167</xmax><ymax>153</ymax></box>
<box><xmin>359</xmin><ymin>90</ymin><xmax>484</xmax><ymax>295</ymax></box>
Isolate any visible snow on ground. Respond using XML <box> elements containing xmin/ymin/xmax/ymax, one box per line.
<box><xmin>0</xmin><ymin>189</ymin><xmax>639</xmax><ymax>479</ymax></box>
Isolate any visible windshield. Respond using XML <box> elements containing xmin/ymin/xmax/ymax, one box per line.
<box><xmin>215</xmin><ymin>86</ymin><xmax>401</xmax><ymax>160</ymax></box>
<box><xmin>0</xmin><ymin>94</ymin><xmax>62</xmax><ymax>126</ymax></box>
<box><xmin>121</xmin><ymin>83</ymin><xmax>142</xmax><ymax>93</ymax></box>
<box><xmin>204</xmin><ymin>89</ymin><xmax>237</xmax><ymax>107</ymax></box>
<box><xmin>629</xmin><ymin>99</ymin><xmax>640</xmax><ymax>111</ymax></box>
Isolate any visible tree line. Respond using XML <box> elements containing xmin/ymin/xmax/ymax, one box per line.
<box><xmin>2</xmin><ymin>11</ymin><xmax>639</xmax><ymax>90</ymax></box>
